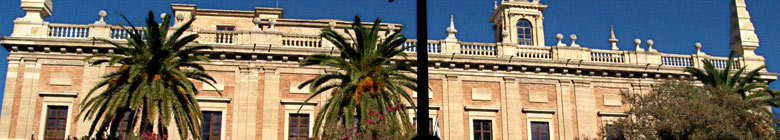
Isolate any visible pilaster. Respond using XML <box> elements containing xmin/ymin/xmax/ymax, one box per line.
<box><xmin>502</xmin><ymin>77</ymin><xmax>522</xmax><ymax>139</ymax></box>
<box><xmin>0</xmin><ymin>58</ymin><xmax>21</xmax><ymax>138</ymax></box>
<box><xmin>556</xmin><ymin>80</ymin><xmax>575</xmax><ymax>140</ymax></box>
<box><xmin>443</xmin><ymin>74</ymin><xmax>463</xmax><ymax>140</ymax></box>
<box><xmin>573</xmin><ymin>80</ymin><xmax>597</xmax><ymax>139</ymax></box>
<box><xmin>260</xmin><ymin>66</ymin><xmax>280</xmax><ymax>140</ymax></box>
<box><xmin>14</xmin><ymin>58</ymin><xmax>41</xmax><ymax>139</ymax></box>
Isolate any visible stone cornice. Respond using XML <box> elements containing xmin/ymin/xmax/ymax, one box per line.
<box><xmin>2</xmin><ymin>37</ymin><xmax>777</xmax><ymax>83</ymax></box>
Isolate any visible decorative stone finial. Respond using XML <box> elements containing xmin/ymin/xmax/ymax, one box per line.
<box><xmin>388</xmin><ymin>24</ymin><xmax>396</xmax><ymax>31</ymax></box>
<box><xmin>175</xmin><ymin>14</ymin><xmax>184</xmax><ymax>22</ymax></box>
<box><xmin>569</xmin><ymin>34</ymin><xmax>579</xmax><ymax>47</ymax></box>
<box><xmin>269</xmin><ymin>18</ymin><xmax>277</xmax><ymax>30</ymax></box>
<box><xmin>609</xmin><ymin>25</ymin><xmax>619</xmax><ymax>50</ymax></box>
<box><xmin>533</xmin><ymin>0</ymin><xmax>540</xmax><ymax>4</ymax></box>
<box><xmin>556</xmin><ymin>33</ymin><xmax>565</xmax><ymax>46</ymax></box>
<box><xmin>95</xmin><ymin>10</ymin><xmax>107</xmax><ymax>24</ymax></box>
<box><xmin>494</xmin><ymin>1</ymin><xmax>498</xmax><ymax>9</ymax></box>
<box><xmin>160</xmin><ymin>13</ymin><xmax>168</xmax><ymax>20</ymax></box>
<box><xmin>501</xmin><ymin>30</ymin><xmax>510</xmax><ymax>43</ymax></box>
<box><xmin>253</xmin><ymin>18</ymin><xmax>262</xmax><ymax>29</ymax></box>
<box><xmin>646</xmin><ymin>39</ymin><xmax>657</xmax><ymax>52</ymax></box>
<box><xmin>446</xmin><ymin>15</ymin><xmax>458</xmax><ymax>40</ymax></box>
<box><xmin>634</xmin><ymin>38</ymin><xmax>645</xmax><ymax>51</ymax></box>
<box><xmin>328</xmin><ymin>21</ymin><xmax>336</xmax><ymax>28</ymax></box>
<box><xmin>695</xmin><ymin>42</ymin><xmax>705</xmax><ymax>55</ymax></box>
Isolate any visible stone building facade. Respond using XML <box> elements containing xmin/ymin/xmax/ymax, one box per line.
<box><xmin>0</xmin><ymin>0</ymin><xmax>777</xmax><ymax>140</ymax></box>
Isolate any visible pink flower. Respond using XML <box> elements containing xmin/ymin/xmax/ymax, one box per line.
<box><xmin>378</xmin><ymin>115</ymin><xmax>384</xmax><ymax>120</ymax></box>
<box><xmin>367</xmin><ymin>118</ymin><xmax>374</xmax><ymax>123</ymax></box>
<box><xmin>386</xmin><ymin>106</ymin><xmax>394</xmax><ymax>111</ymax></box>
<box><xmin>357</xmin><ymin>132</ymin><xmax>363</xmax><ymax>137</ymax></box>
<box><xmin>341</xmin><ymin>134</ymin><xmax>349</xmax><ymax>140</ymax></box>
<box><xmin>163</xmin><ymin>134</ymin><xmax>168</xmax><ymax>139</ymax></box>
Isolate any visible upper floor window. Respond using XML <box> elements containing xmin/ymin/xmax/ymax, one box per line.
<box><xmin>517</xmin><ymin>19</ymin><xmax>533</xmax><ymax>45</ymax></box>
<box><xmin>202</xmin><ymin>111</ymin><xmax>222</xmax><ymax>140</ymax></box>
<box><xmin>217</xmin><ymin>25</ymin><xmax>235</xmax><ymax>31</ymax></box>
<box><xmin>473</xmin><ymin>120</ymin><xmax>492</xmax><ymax>140</ymax></box>
<box><xmin>531</xmin><ymin>122</ymin><xmax>549</xmax><ymax>140</ymax></box>
<box><xmin>44</xmin><ymin>106</ymin><xmax>68</xmax><ymax>140</ymax></box>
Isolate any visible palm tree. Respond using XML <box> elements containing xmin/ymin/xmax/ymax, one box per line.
<box><xmin>80</xmin><ymin>11</ymin><xmax>219</xmax><ymax>139</ymax></box>
<box><xmin>684</xmin><ymin>51</ymin><xmax>780</xmax><ymax>106</ymax></box>
<box><xmin>298</xmin><ymin>16</ymin><xmax>418</xmax><ymax>138</ymax></box>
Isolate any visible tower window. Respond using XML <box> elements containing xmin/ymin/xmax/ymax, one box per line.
<box><xmin>517</xmin><ymin>19</ymin><xmax>533</xmax><ymax>45</ymax></box>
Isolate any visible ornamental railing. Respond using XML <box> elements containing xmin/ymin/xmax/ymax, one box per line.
<box><xmin>282</xmin><ymin>34</ymin><xmax>322</xmax><ymax>48</ymax></box>
<box><xmin>460</xmin><ymin>42</ymin><xmax>497</xmax><ymax>56</ymax></box>
<box><xmin>22</xmin><ymin>22</ymin><xmax>761</xmax><ymax>71</ymax></box>
<box><xmin>661</xmin><ymin>54</ymin><xmax>693</xmax><ymax>67</ymax></box>
<box><xmin>517</xmin><ymin>46</ymin><xmax>551</xmax><ymax>60</ymax></box>
<box><xmin>590</xmin><ymin>50</ymin><xmax>626</xmax><ymax>63</ymax></box>
<box><xmin>198</xmin><ymin>30</ymin><xmax>239</xmax><ymax>44</ymax></box>
<box><xmin>403</xmin><ymin>39</ymin><xmax>441</xmax><ymax>54</ymax></box>
<box><xmin>48</xmin><ymin>24</ymin><xmax>89</xmax><ymax>38</ymax></box>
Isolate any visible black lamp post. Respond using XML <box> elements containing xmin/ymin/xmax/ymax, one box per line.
<box><xmin>388</xmin><ymin>0</ymin><xmax>438</xmax><ymax>139</ymax></box>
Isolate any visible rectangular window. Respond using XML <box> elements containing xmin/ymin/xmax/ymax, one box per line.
<box><xmin>117</xmin><ymin>112</ymin><xmax>132</xmax><ymax>138</ymax></box>
<box><xmin>202</xmin><ymin>111</ymin><xmax>222</xmax><ymax>140</ymax></box>
<box><xmin>531</xmin><ymin>122</ymin><xmax>550</xmax><ymax>140</ymax></box>
<box><xmin>605</xmin><ymin>124</ymin><xmax>624</xmax><ymax>140</ymax></box>
<box><xmin>413</xmin><ymin>117</ymin><xmax>434</xmax><ymax>134</ymax></box>
<box><xmin>473</xmin><ymin>120</ymin><xmax>492</xmax><ymax>140</ymax></box>
<box><xmin>289</xmin><ymin>114</ymin><xmax>310</xmax><ymax>140</ymax></box>
<box><xmin>44</xmin><ymin>106</ymin><xmax>68</xmax><ymax>140</ymax></box>
<box><xmin>216</xmin><ymin>26</ymin><xmax>235</xmax><ymax>31</ymax></box>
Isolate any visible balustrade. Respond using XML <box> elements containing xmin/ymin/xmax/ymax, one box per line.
<box><xmin>590</xmin><ymin>50</ymin><xmax>625</xmax><ymax>63</ymax></box>
<box><xmin>459</xmin><ymin>42</ymin><xmax>497</xmax><ymax>56</ymax></box>
<box><xmin>661</xmin><ymin>54</ymin><xmax>693</xmax><ymax>67</ymax></box>
<box><xmin>282</xmin><ymin>34</ymin><xmax>322</xmax><ymax>48</ymax></box>
<box><xmin>48</xmin><ymin>24</ymin><xmax>89</xmax><ymax>38</ymax></box>
<box><xmin>517</xmin><ymin>46</ymin><xmax>551</xmax><ymax>60</ymax></box>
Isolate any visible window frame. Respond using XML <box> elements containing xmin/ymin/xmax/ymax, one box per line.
<box><xmin>472</xmin><ymin>120</ymin><xmax>492</xmax><ymax>140</ymax></box>
<box><xmin>516</xmin><ymin>19</ymin><xmax>534</xmax><ymax>45</ymax></box>
<box><xmin>37</xmin><ymin>92</ymin><xmax>77</xmax><ymax>140</ymax></box>
<box><xmin>530</xmin><ymin>121</ymin><xmax>550</xmax><ymax>140</ymax></box>
<box><xmin>216</xmin><ymin>25</ymin><xmax>235</xmax><ymax>31</ymax></box>
<box><xmin>117</xmin><ymin>112</ymin><xmax>132</xmax><ymax>138</ymax></box>
<box><xmin>43</xmin><ymin>106</ymin><xmax>69</xmax><ymax>140</ymax></box>
<box><xmin>288</xmin><ymin>114</ymin><xmax>310</xmax><ymax>140</ymax></box>
<box><xmin>202</xmin><ymin>111</ymin><xmax>223</xmax><ymax>140</ymax></box>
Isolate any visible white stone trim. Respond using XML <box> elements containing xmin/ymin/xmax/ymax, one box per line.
<box><xmin>467</xmin><ymin>110</ymin><xmax>498</xmax><ymax>140</ymax></box>
<box><xmin>196</xmin><ymin>97</ymin><xmax>232</xmax><ymax>103</ymax></box>
<box><xmin>522</xmin><ymin>107</ymin><xmax>556</xmax><ymax>114</ymax></box>
<box><xmin>464</xmin><ymin>106</ymin><xmax>500</xmax><ymax>112</ymax></box>
<box><xmin>198</xmin><ymin>98</ymin><xmax>230</xmax><ymax>140</ymax></box>
<box><xmin>37</xmin><ymin>92</ymin><xmax>77</xmax><ymax>140</ymax></box>
<box><xmin>526</xmin><ymin>112</ymin><xmax>555</xmax><ymax>140</ymax></box>
<box><xmin>597</xmin><ymin>111</ymin><xmax>628</xmax><ymax>117</ymax></box>
<box><xmin>283</xmin><ymin>104</ymin><xmax>316</xmax><ymax>140</ymax></box>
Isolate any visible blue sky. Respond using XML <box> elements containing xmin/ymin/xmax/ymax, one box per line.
<box><xmin>0</xmin><ymin>0</ymin><xmax>778</xmax><ymax>111</ymax></box>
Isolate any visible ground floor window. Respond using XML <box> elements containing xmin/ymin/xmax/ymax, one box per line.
<box><xmin>473</xmin><ymin>120</ymin><xmax>492</xmax><ymax>140</ymax></box>
<box><xmin>288</xmin><ymin>114</ymin><xmax>310</xmax><ymax>140</ymax></box>
<box><xmin>44</xmin><ymin>106</ymin><xmax>68</xmax><ymax>140</ymax></box>
<box><xmin>202</xmin><ymin>111</ymin><xmax>222</xmax><ymax>140</ymax></box>
<box><xmin>531</xmin><ymin>122</ymin><xmax>549</xmax><ymax>140</ymax></box>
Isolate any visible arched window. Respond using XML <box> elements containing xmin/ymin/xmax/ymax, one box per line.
<box><xmin>517</xmin><ymin>19</ymin><xmax>533</xmax><ymax>45</ymax></box>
